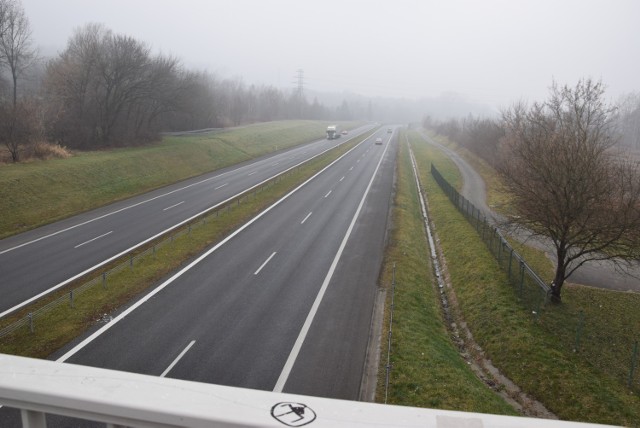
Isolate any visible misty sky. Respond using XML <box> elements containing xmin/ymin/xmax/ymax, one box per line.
<box><xmin>21</xmin><ymin>0</ymin><xmax>640</xmax><ymax>109</ymax></box>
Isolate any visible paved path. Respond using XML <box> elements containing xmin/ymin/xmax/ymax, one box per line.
<box><xmin>419</xmin><ymin>131</ymin><xmax>640</xmax><ymax>293</ymax></box>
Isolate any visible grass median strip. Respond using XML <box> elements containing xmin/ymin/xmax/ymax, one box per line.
<box><xmin>0</xmin><ymin>132</ymin><xmax>371</xmax><ymax>359</ymax></box>
<box><xmin>410</xmin><ymin>130</ymin><xmax>640</xmax><ymax>425</ymax></box>
<box><xmin>376</xmin><ymin>130</ymin><xmax>516</xmax><ymax>415</ymax></box>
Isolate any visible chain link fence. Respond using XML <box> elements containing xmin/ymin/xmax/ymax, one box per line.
<box><xmin>430</xmin><ymin>163</ymin><xmax>640</xmax><ymax>391</ymax></box>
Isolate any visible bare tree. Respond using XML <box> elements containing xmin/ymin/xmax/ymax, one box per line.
<box><xmin>499</xmin><ymin>79</ymin><xmax>640</xmax><ymax>301</ymax></box>
<box><xmin>0</xmin><ymin>97</ymin><xmax>39</xmax><ymax>161</ymax></box>
<box><xmin>0</xmin><ymin>0</ymin><xmax>36</xmax><ymax>107</ymax></box>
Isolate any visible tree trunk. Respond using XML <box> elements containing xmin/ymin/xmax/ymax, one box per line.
<box><xmin>551</xmin><ymin>248</ymin><xmax>567</xmax><ymax>303</ymax></box>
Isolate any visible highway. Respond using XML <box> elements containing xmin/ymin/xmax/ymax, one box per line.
<box><xmin>0</xmin><ymin>125</ymin><xmax>375</xmax><ymax>317</ymax></box>
<box><xmin>0</xmin><ymin>126</ymin><xmax>397</xmax><ymax>426</ymax></box>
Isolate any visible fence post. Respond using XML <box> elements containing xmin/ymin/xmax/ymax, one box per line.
<box><xmin>629</xmin><ymin>341</ymin><xmax>639</xmax><ymax>388</ymax></box>
<box><xmin>575</xmin><ymin>310</ymin><xmax>585</xmax><ymax>352</ymax></box>
<box><xmin>102</xmin><ymin>272</ymin><xmax>107</xmax><ymax>289</ymax></box>
<box><xmin>519</xmin><ymin>260</ymin><xmax>525</xmax><ymax>297</ymax></box>
<box><xmin>70</xmin><ymin>290</ymin><xmax>74</xmax><ymax>308</ymax></box>
<box><xmin>28</xmin><ymin>312</ymin><xmax>33</xmax><ymax>333</ymax></box>
<box><xmin>509</xmin><ymin>248</ymin><xmax>513</xmax><ymax>281</ymax></box>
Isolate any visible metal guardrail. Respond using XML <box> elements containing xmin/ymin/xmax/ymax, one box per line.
<box><xmin>0</xmin><ymin>171</ymin><xmax>291</xmax><ymax>340</ymax></box>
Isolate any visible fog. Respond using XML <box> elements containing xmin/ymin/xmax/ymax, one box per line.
<box><xmin>21</xmin><ymin>0</ymin><xmax>640</xmax><ymax>116</ymax></box>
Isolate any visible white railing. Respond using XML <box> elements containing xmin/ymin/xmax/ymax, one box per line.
<box><xmin>0</xmin><ymin>353</ymin><xmax>616</xmax><ymax>428</ymax></box>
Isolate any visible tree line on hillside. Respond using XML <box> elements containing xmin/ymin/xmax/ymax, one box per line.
<box><xmin>425</xmin><ymin>79</ymin><xmax>640</xmax><ymax>302</ymax></box>
<box><xmin>0</xmin><ymin>0</ymin><xmax>351</xmax><ymax>161</ymax></box>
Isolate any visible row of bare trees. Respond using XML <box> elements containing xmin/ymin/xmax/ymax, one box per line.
<box><xmin>0</xmin><ymin>1</ymin><xmax>343</xmax><ymax>159</ymax></box>
<box><xmin>426</xmin><ymin>79</ymin><xmax>640</xmax><ymax>301</ymax></box>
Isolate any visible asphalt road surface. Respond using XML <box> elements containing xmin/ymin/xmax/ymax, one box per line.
<box><xmin>0</xmin><ymin>125</ymin><xmax>375</xmax><ymax>318</ymax></box>
<box><xmin>0</xmin><ymin>127</ymin><xmax>398</xmax><ymax>426</ymax></box>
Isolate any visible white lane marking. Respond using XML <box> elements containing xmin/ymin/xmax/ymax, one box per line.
<box><xmin>74</xmin><ymin>231</ymin><xmax>113</xmax><ymax>249</ymax></box>
<box><xmin>273</xmin><ymin>131</ymin><xmax>391</xmax><ymax>393</ymax></box>
<box><xmin>339</xmin><ymin>176</ymin><xmax>345</xmax><ymax>182</ymax></box>
<box><xmin>300</xmin><ymin>212</ymin><xmax>312</xmax><ymax>224</ymax></box>
<box><xmin>357</xmin><ymin>159</ymin><xmax>361</xmax><ymax>163</ymax></box>
<box><xmin>349</xmin><ymin>166</ymin><xmax>354</xmax><ymax>171</ymax></box>
<box><xmin>163</xmin><ymin>201</ymin><xmax>185</xmax><ymax>211</ymax></box>
<box><xmin>248</xmin><ymin>171</ymin><xmax>257</xmax><ymax>176</ymax></box>
<box><xmin>214</xmin><ymin>183</ymin><xmax>228</xmax><ymax>190</ymax></box>
<box><xmin>271</xmin><ymin>162</ymin><xmax>280</xmax><ymax>166</ymax></box>
<box><xmin>0</xmin><ymin>134</ymin><xmax>361</xmax><ymax>319</ymax></box>
<box><xmin>0</xmin><ymin>175</ymin><xmax>235</xmax><ymax>256</ymax></box>
<box><xmin>254</xmin><ymin>252</ymin><xmax>277</xmax><ymax>275</ymax></box>
<box><xmin>324</xmin><ymin>190</ymin><xmax>332</xmax><ymax>198</ymax></box>
<box><xmin>55</xmin><ymin>134</ymin><xmax>369</xmax><ymax>363</ymax></box>
<box><xmin>161</xmin><ymin>340</ymin><xmax>196</xmax><ymax>377</ymax></box>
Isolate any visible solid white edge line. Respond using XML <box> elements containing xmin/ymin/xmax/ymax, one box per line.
<box><xmin>0</xmin><ymin>130</ymin><xmax>375</xmax><ymax>320</ymax></box>
<box><xmin>254</xmin><ymin>252</ymin><xmax>277</xmax><ymax>275</ymax></box>
<box><xmin>160</xmin><ymin>340</ymin><xmax>196</xmax><ymax>378</ymax></box>
<box><xmin>56</xmin><ymin>132</ymin><xmax>370</xmax><ymax>363</ymax></box>
<box><xmin>163</xmin><ymin>201</ymin><xmax>185</xmax><ymax>211</ymax></box>
<box><xmin>300</xmin><ymin>212</ymin><xmax>312</xmax><ymax>224</ymax></box>
<box><xmin>74</xmin><ymin>231</ymin><xmax>113</xmax><ymax>249</ymax></box>
<box><xmin>272</xmin><ymin>131</ymin><xmax>391</xmax><ymax>393</ymax></box>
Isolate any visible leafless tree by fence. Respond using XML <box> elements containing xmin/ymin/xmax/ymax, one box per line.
<box><xmin>499</xmin><ymin>79</ymin><xmax>640</xmax><ymax>302</ymax></box>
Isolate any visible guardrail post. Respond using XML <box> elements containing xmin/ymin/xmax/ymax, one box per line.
<box><xmin>575</xmin><ymin>310</ymin><xmax>585</xmax><ymax>352</ymax></box>
<box><xmin>28</xmin><ymin>312</ymin><xmax>33</xmax><ymax>333</ymax></box>
<box><xmin>102</xmin><ymin>272</ymin><xmax>107</xmax><ymax>289</ymax></box>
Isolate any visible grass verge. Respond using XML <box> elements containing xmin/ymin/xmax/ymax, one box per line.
<box><xmin>0</xmin><ymin>120</ymin><xmax>361</xmax><ymax>239</ymax></box>
<box><xmin>0</xmin><ymin>130</ymin><xmax>371</xmax><ymax>359</ymax></box>
<box><xmin>376</xmin><ymin>129</ymin><xmax>516</xmax><ymax>415</ymax></box>
<box><xmin>410</xmin><ymin>130</ymin><xmax>640</xmax><ymax>425</ymax></box>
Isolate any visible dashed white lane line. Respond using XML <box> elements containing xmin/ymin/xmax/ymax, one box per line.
<box><xmin>163</xmin><ymin>201</ymin><xmax>185</xmax><ymax>211</ymax></box>
<box><xmin>273</xmin><ymin>131</ymin><xmax>391</xmax><ymax>393</ymax></box>
<box><xmin>215</xmin><ymin>183</ymin><xmax>228</xmax><ymax>190</ymax></box>
<box><xmin>248</xmin><ymin>171</ymin><xmax>257</xmax><ymax>176</ymax></box>
<box><xmin>339</xmin><ymin>176</ymin><xmax>345</xmax><ymax>182</ymax></box>
<box><xmin>254</xmin><ymin>251</ymin><xmax>277</xmax><ymax>275</ymax></box>
<box><xmin>301</xmin><ymin>212</ymin><xmax>312</xmax><ymax>224</ymax></box>
<box><xmin>349</xmin><ymin>166</ymin><xmax>354</xmax><ymax>171</ymax></box>
<box><xmin>161</xmin><ymin>340</ymin><xmax>196</xmax><ymax>377</ymax></box>
<box><xmin>74</xmin><ymin>231</ymin><xmax>113</xmax><ymax>249</ymax></box>
<box><xmin>324</xmin><ymin>190</ymin><xmax>332</xmax><ymax>198</ymax></box>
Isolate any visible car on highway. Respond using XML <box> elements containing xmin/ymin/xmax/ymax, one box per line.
<box><xmin>341</xmin><ymin>130</ymin><xmax>348</xmax><ymax>135</ymax></box>
<box><xmin>375</xmin><ymin>137</ymin><xmax>383</xmax><ymax>145</ymax></box>
<box><xmin>387</xmin><ymin>128</ymin><xmax>392</xmax><ymax>133</ymax></box>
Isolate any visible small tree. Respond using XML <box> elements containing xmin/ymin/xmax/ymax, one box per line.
<box><xmin>499</xmin><ymin>79</ymin><xmax>640</xmax><ymax>301</ymax></box>
<box><xmin>0</xmin><ymin>0</ymin><xmax>37</xmax><ymax>107</ymax></box>
<box><xmin>0</xmin><ymin>98</ymin><xmax>39</xmax><ymax>161</ymax></box>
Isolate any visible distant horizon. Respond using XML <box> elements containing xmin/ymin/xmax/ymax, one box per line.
<box><xmin>21</xmin><ymin>0</ymin><xmax>640</xmax><ymax>113</ymax></box>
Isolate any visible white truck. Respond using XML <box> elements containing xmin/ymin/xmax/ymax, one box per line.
<box><xmin>326</xmin><ymin>125</ymin><xmax>341</xmax><ymax>140</ymax></box>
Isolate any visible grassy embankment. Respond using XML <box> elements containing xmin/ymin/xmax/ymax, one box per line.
<box><xmin>376</xmin><ymin>130</ymin><xmax>517</xmax><ymax>415</ymax></box>
<box><xmin>0</xmin><ymin>120</ymin><xmax>360</xmax><ymax>239</ymax></box>
<box><xmin>0</xmin><ymin>120</ymin><xmax>367</xmax><ymax>359</ymax></box>
<box><xmin>405</xmin><ymin>130</ymin><xmax>640</xmax><ymax>425</ymax></box>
